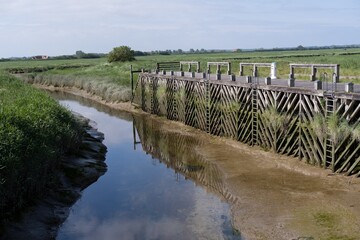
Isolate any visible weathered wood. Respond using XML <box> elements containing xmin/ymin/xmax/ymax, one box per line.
<box><xmin>133</xmin><ymin>72</ymin><xmax>360</xmax><ymax>177</ymax></box>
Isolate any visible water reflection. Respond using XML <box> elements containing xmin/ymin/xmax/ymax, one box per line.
<box><xmin>50</xmin><ymin>92</ymin><xmax>241</xmax><ymax>240</ymax></box>
<box><xmin>133</xmin><ymin>115</ymin><xmax>238</xmax><ymax>205</ymax></box>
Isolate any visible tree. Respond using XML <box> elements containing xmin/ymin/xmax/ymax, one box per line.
<box><xmin>296</xmin><ymin>45</ymin><xmax>305</xmax><ymax>50</ymax></box>
<box><xmin>75</xmin><ymin>50</ymin><xmax>85</xmax><ymax>58</ymax></box>
<box><xmin>107</xmin><ymin>46</ymin><xmax>135</xmax><ymax>63</ymax></box>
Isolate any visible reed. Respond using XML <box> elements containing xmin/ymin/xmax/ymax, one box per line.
<box><xmin>262</xmin><ymin>106</ymin><xmax>289</xmax><ymax>132</ymax></box>
<box><xmin>327</xmin><ymin>114</ymin><xmax>352</xmax><ymax>145</ymax></box>
<box><xmin>20</xmin><ymin>74</ymin><xmax>132</xmax><ymax>102</ymax></box>
<box><xmin>0</xmin><ymin>73</ymin><xmax>82</xmax><ymax>223</ymax></box>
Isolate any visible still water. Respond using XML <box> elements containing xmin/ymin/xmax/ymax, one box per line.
<box><xmin>52</xmin><ymin>93</ymin><xmax>241</xmax><ymax>240</ymax></box>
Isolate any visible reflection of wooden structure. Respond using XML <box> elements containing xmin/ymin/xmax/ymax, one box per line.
<box><xmin>132</xmin><ymin>63</ymin><xmax>360</xmax><ymax>177</ymax></box>
<box><xmin>133</xmin><ymin>115</ymin><xmax>238</xmax><ymax>203</ymax></box>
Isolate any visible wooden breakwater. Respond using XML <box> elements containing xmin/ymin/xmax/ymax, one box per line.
<box><xmin>132</xmin><ymin>69</ymin><xmax>360</xmax><ymax>177</ymax></box>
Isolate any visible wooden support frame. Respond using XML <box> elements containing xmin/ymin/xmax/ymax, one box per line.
<box><xmin>207</xmin><ymin>62</ymin><xmax>231</xmax><ymax>75</ymax></box>
<box><xmin>156</xmin><ymin>62</ymin><xmax>181</xmax><ymax>71</ymax></box>
<box><xmin>180</xmin><ymin>61</ymin><xmax>200</xmax><ymax>72</ymax></box>
<box><xmin>289</xmin><ymin>63</ymin><xmax>340</xmax><ymax>82</ymax></box>
<box><xmin>130</xmin><ymin>65</ymin><xmax>145</xmax><ymax>100</ymax></box>
<box><xmin>239</xmin><ymin>62</ymin><xmax>272</xmax><ymax>77</ymax></box>
<box><xmin>133</xmin><ymin>72</ymin><xmax>360</xmax><ymax>177</ymax></box>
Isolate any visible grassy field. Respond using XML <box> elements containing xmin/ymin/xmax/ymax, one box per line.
<box><xmin>0</xmin><ymin>73</ymin><xmax>82</xmax><ymax>222</ymax></box>
<box><xmin>1</xmin><ymin>48</ymin><xmax>360</xmax><ymax>102</ymax></box>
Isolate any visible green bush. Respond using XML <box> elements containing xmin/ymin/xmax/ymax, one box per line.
<box><xmin>0</xmin><ymin>74</ymin><xmax>82</xmax><ymax>222</ymax></box>
<box><xmin>107</xmin><ymin>46</ymin><xmax>135</xmax><ymax>63</ymax></box>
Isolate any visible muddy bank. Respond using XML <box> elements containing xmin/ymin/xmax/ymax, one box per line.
<box><xmin>31</xmin><ymin>84</ymin><xmax>360</xmax><ymax>240</ymax></box>
<box><xmin>140</xmin><ymin>115</ymin><xmax>360</xmax><ymax>240</ymax></box>
<box><xmin>0</xmin><ymin>114</ymin><xmax>107</xmax><ymax>240</ymax></box>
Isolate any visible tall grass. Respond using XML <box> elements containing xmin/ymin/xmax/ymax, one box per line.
<box><xmin>0</xmin><ymin>73</ymin><xmax>82</xmax><ymax>223</ymax></box>
<box><xmin>310</xmin><ymin>114</ymin><xmax>327</xmax><ymax>141</ymax></box>
<box><xmin>20</xmin><ymin>73</ymin><xmax>132</xmax><ymax>102</ymax></box>
<box><xmin>310</xmin><ymin>113</ymin><xmax>356</xmax><ymax>145</ymax></box>
<box><xmin>262</xmin><ymin>106</ymin><xmax>289</xmax><ymax>132</ymax></box>
<box><xmin>327</xmin><ymin>114</ymin><xmax>352</xmax><ymax>145</ymax></box>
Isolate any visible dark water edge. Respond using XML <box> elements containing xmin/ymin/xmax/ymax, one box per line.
<box><xmin>0</xmin><ymin>113</ymin><xmax>107</xmax><ymax>240</ymax></box>
<box><xmin>52</xmin><ymin>91</ymin><xmax>242</xmax><ymax>240</ymax></box>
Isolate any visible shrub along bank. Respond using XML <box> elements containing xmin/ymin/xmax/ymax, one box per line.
<box><xmin>0</xmin><ymin>73</ymin><xmax>82</xmax><ymax>223</ymax></box>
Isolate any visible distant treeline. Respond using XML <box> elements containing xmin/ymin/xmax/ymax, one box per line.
<box><xmin>52</xmin><ymin>51</ymin><xmax>107</xmax><ymax>60</ymax></box>
<box><xmin>1</xmin><ymin>44</ymin><xmax>360</xmax><ymax>62</ymax></box>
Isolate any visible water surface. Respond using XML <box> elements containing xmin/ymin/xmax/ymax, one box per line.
<box><xmin>53</xmin><ymin>93</ymin><xmax>241</xmax><ymax>240</ymax></box>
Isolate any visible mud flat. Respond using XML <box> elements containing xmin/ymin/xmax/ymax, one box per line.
<box><xmin>136</xmin><ymin>112</ymin><xmax>360</xmax><ymax>240</ymax></box>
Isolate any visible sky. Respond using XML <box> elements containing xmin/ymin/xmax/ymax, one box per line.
<box><xmin>0</xmin><ymin>0</ymin><xmax>359</xmax><ymax>58</ymax></box>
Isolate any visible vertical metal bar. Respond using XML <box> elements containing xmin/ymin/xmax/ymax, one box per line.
<box><xmin>133</xmin><ymin>118</ymin><xmax>137</xmax><ymax>150</ymax></box>
<box><xmin>130</xmin><ymin>65</ymin><xmax>134</xmax><ymax>98</ymax></box>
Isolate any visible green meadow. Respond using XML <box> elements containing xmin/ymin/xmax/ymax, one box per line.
<box><xmin>1</xmin><ymin>48</ymin><xmax>360</xmax><ymax>103</ymax></box>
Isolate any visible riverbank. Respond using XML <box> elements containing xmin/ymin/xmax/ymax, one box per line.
<box><xmin>0</xmin><ymin>114</ymin><xmax>107</xmax><ymax>240</ymax></box>
<box><xmin>0</xmin><ymin>74</ymin><xmax>84</xmax><ymax>224</ymax></box>
<box><xmin>29</xmin><ymin>83</ymin><xmax>360</xmax><ymax>239</ymax></box>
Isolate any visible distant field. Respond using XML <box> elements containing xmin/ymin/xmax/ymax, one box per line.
<box><xmin>1</xmin><ymin>48</ymin><xmax>360</xmax><ymax>86</ymax></box>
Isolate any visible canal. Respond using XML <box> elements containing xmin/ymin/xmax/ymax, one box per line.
<box><xmin>52</xmin><ymin>92</ymin><xmax>241</xmax><ymax>240</ymax></box>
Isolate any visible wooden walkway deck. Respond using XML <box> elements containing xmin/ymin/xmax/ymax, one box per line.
<box><xmin>159</xmin><ymin>71</ymin><xmax>360</xmax><ymax>97</ymax></box>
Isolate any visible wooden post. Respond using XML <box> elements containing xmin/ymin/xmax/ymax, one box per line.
<box><xmin>253</xmin><ymin>65</ymin><xmax>258</xmax><ymax>77</ymax></box>
<box><xmin>345</xmin><ymin>83</ymin><xmax>354</xmax><ymax>93</ymax></box>
<box><xmin>265</xmin><ymin>77</ymin><xmax>271</xmax><ymax>85</ymax></box>
<box><xmin>288</xmin><ymin>78</ymin><xmax>295</xmax><ymax>87</ymax></box>
<box><xmin>311</xmin><ymin>66</ymin><xmax>317</xmax><ymax>81</ymax></box>
<box><xmin>216</xmin><ymin>64</ymin><xmax>221</xmax><ymax>75</ymax></box>
<box><xmin>246</xmin><ymin>76</ymin><xmax>252</xmax><ymax>83</ymax></box>
<box><xmin>298</xmin><ymin>94</ymin><xmax>303</xmax><ymax>160</ymax></box>
<box><xmin>141</xmin><ymin>76</ymin><xmax>146</xmax><ymax>111</ymax></box>
<box><xmin>290</xmin><ymin>66</ymin><xmax>294</xmax><ymax>79</ymax></box>
<box><xmin>314</xmin><ymin>80</ymin><xmax>322</xmax><ymax>90</ymax></box>
<box><xmin>130</xmin><ymin>65</ymin><xmax>134</xmax><ymax>98</ymax></box>
<box><xmin>334</xmin><ymin>64</ymin><xmax>340</xmax><ymax>83</ymax></box>
<box><xmin>228</xmin><ymin>63</ymin><xmax>231</xmax><ymax>75</ymax></box>
<box><xmin>239</xmin><ymin>64</ymin><xmax>244</xmax><ymax>76</ymax></box>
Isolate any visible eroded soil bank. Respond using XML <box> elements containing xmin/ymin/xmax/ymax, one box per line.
<box><xmin>35</xmin><ymin>85</ymin><xmax>360</xmax><ymax>240</ymax></box>
<box><xmin>0</xmin><ymin>114</ymin><xmax>107</xmax><ymax>240</ymax></box>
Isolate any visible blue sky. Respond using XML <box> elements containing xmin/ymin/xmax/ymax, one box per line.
<box><xmin>0</xmin><ymin>0</ymin><xmax>359</xmax><ymax>58</ymax></box>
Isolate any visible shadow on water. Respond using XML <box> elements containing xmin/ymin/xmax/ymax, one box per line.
<box><xmin>47</xmin><ymin>91</ymin><xmax>242</xmax><ymax>240</ymax></box>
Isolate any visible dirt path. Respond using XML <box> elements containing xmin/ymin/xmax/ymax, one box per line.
<box><xmin>36</xmin><ymin>85</ymin><xmax>360</xmax><ymax>240</ymax></box>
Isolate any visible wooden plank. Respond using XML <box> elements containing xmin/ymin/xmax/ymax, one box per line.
<box><xmin>336</xmin><ymin>144</ymin><xmax>360</xmax><ymax>173</ymax></box>
<box><xmin>345</xmin><ymin>156</ymin><xmax>360</xmax><ymax>176</ymax></box>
